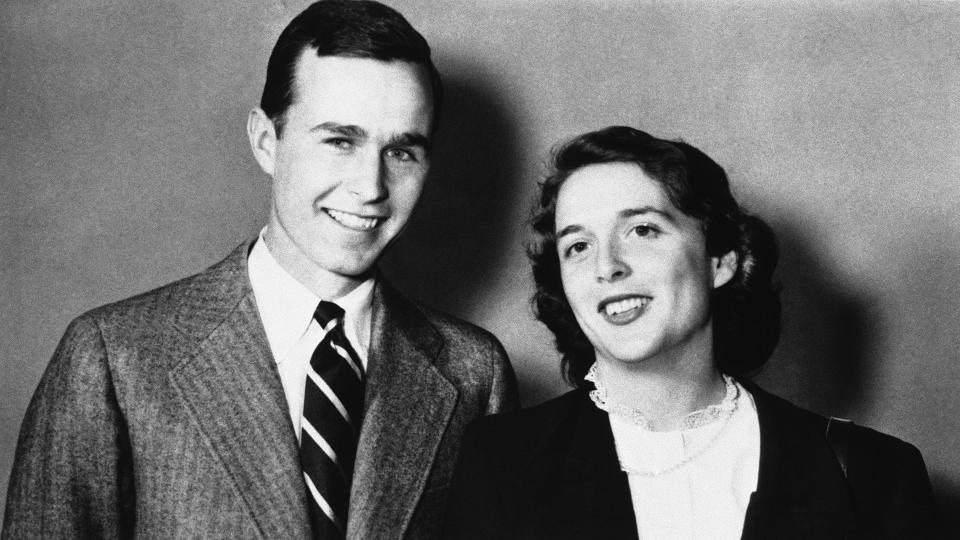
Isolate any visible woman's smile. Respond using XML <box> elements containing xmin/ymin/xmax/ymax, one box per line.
<box><xmin>598</xmin><ymin>294</ymin><xmax>652</xmax><ymax>325</ymax></box>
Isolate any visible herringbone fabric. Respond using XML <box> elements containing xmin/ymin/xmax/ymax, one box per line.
<box><xmin>300</xmin><ymin>301</ymin><xmax>365</xmax><ymax>539</ymax></box>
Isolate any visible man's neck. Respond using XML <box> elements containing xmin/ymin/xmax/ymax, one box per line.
<box><xmin>262</xmin><ymin>227</ymin><xmax>368</xmax><ymax>300</ymax></box>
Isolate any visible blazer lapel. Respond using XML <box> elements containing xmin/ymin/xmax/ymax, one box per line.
<box><xmin>346</xmin><ymin>280</ymin><xmax>457</xmax><ymax>540</ymax></box>
<box><xmin>740</xmin><ymin>382</ymin><xmax>854</xmax><ymax>540</ymax></box>
<box><xmin>560</xmin><ymin>397</ymin><xmax>639</xmax><ymax>540</ymax></box>
<box><xmin>167</xmin><ymin>243</ymin><xmax>311</xmax><ymax>539</ymax></box>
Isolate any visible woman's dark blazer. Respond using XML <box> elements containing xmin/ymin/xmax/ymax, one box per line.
<box><xmin>443</xmin><ymin>381</ymin><xmax>938</xmax><ymax>540</ymax></box>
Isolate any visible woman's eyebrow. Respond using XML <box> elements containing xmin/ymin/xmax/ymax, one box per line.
<box><xmin>620</xmin><ymin>206</ymin><xmax>675</xmax><ymax>223</ymax></box>
<box><xmin>556</xmin><ymin>224</ymin><xmax>584</xmax><ymax>240</ymax></box>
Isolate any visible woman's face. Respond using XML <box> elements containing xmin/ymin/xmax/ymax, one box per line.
<box><xmin>554</xmin><ymin>162</ymin><xmax>734</xmax><ymax>369</ymax></box>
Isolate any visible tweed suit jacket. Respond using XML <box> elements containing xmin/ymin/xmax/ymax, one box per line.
<box><xmin>444</xmin><ymin>381</ymin><xmax>938</xmax><ymax>540</ymax></box>
<box><xmin>3</xmin><ymin>242</ymin><xmax>519</xmax><ymax>539</ymax></box>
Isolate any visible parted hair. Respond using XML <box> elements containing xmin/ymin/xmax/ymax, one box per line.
<box><xmin>529</xmin><ymin>126</ymin><xmax>781</xmax><ymax>387</ymax></box>
<box><xmin>259</xmin><ymin>0</ymin><xmax>442</xmax><ymax>135</ymax></box>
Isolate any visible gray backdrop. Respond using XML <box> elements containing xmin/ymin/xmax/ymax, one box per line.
<box><xmin>3</xmin><ymin>0</ymin><xmax>959</xmax><ymax>530</ymax></box>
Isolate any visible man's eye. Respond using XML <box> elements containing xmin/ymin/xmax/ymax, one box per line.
<box><xmin>324</xmin><ymin>138</ymin><xmax>354</xmax><ymax>151</ymax></box>
<box><xmin>386</xmin><ymin>147</ymin><xmax>416</xmax><ymax>162</ymax></box>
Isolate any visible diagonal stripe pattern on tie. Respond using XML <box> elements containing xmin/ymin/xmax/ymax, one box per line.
<box><xmin>300</xmin><ymin>301</ymin><xmax>365</xmax><ymax>539</ymax></box>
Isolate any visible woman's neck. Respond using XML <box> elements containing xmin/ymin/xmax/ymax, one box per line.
<box><xmin>595</xmin><ymin>355</ymin><xmax>726</xmax><ymax>431</ymax></box>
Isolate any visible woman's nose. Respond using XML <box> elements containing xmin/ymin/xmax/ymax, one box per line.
<box><xmin>595</xmin><ymin>241</ymin><xmax>631</xmax><ymax>283</ymax></box>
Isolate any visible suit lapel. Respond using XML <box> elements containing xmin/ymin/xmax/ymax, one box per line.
<box><xmin>740</xmin><ymin>382</ymin><xmax>854</xmax><ymax>540</ymax></box>
<box><xmin>167</xmin><ymin>243</ymin><xmax>311</xmax><ymax>539</ymax></box>
<box><xmin>346</xmin><ymin>280</ymin><xmax>457</xmax><ymax>540</ymax></box>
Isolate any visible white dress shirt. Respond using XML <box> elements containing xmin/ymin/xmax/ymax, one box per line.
<box><xmin>247</xmin><ymin>230</ymin><xmax>374</xmax><ymax>438</ymax></box>
<box><xmin>608</xmin><ymin>386</ymin><xmax>761</xmax><ymax>540</ymax></box>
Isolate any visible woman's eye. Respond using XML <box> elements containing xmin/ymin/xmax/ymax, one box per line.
<box><xmin>632</xmin><ymin>223</ymin><xmax>659</xmax><ymax>238</ymax></box>
<box><xmin>563</xmin><ymin>241</ymin><xmax>589</xmax><ymax>258</ymax></box>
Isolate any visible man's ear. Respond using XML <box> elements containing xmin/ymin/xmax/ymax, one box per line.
<box><xmin>247</xmin><ymin>107</ymin><xmax>278</xmax><ymax>177</ymax></box>
<box><xmin>712</xmin><ymin>250</ymin><xmax>738</xmax><ymax>289</ymax></box>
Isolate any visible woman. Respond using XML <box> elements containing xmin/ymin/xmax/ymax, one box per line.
<box><xmin>443</xmin><ymin>127</ymin><xmax>937</xmax><ymax>539</ymax></box>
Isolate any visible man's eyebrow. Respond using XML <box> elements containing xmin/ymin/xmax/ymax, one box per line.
<box><xmin>308</xmin><ymin>124</ymin><xmax>430</xmax><ymax>151</ymax></box>
<box><xmin>310</xmin><ymin>122</ymin><xmax>367</xmax><ymax>139</ymax></box>
<box><xmin>388</xmin><ymin>132</ymin><xmax>431</xmax><ymax>151</ymax></box>
<box><xmin>555</xmin><ymin>224</ymin><xmax>584</xmax><ymax>240</ymax></box>
<box><xmin>621</xmin><ymin>206</ymin><xmax>676</xmax><ymax>223</ymax></box>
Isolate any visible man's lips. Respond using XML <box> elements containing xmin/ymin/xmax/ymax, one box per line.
<box><xmin>597</xmin><ymin>294</ymin><xmax>652</xmax><ymax>325</ymax></box>
<box><xmin>324</xmin><ymin>208</ymin><xmax>385</xmax><ymax>231</ymax></box>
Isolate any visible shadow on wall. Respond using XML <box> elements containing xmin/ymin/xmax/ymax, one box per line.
<box><xmin>754</xmin><ymin>214</ymin><xmax>957</xmax><ymax>532</ymax></box>
<box><xmin>381</xmin><ymin>64</ymin><xmax>524</xmax><ymax>322</ymax></box>
<box><xmin>754</xmin><ymin>217</ymin><xmax>878</xmax><ymax>420</ymax></box>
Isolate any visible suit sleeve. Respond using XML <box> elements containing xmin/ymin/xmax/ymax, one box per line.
<box><xmin>483</xmin><ymin>337</ymin><xmax>519</xmax><ymax>415</ymax></box>
<box><xmin>2</xmin><ymin>315</ymin><xmax>134</xmax><ymax>539</ymax></box>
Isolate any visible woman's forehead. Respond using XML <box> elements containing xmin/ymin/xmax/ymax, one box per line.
<box><xmin>556</xmin><ymin>162</ymin><xmax>676</xmax><ymax>223</ymax></box>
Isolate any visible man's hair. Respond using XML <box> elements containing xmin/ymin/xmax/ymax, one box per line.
<box><xmin>259</xmin><ymin>0</ymin><xmax>442</xmax><ymax>135</ymax></box>
<box><xmin>529</xmin><ymin>126</ymin><xmax>781</xmax><ymax>387</ymax></box>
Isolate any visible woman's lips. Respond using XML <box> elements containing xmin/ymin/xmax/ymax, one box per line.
<box><xmin>597</xmin><ymin>294</ymin><xmax>652</xmax><ymax>325</ymax></box>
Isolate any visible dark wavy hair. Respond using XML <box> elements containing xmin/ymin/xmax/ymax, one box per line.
<box><xmin>260</xmin><ymin>0</ymin><xmax>443</xmax><ymax>136</ymax></box>
<box><xmin>529</xmin><ymin>126</ymin><xmax>781</xmax><ymax>387</ymax></box>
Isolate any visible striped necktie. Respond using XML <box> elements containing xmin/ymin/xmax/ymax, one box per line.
<box><xmin>300</xmin><ymin>301</ymin><xmax>365</xmax><ymax>539</ymax></box>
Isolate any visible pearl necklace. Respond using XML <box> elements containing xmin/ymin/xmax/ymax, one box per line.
<box><xmin>585</xmin><ymin>362</ymin><xmax>740</xmax><ymax>477</ymax></box>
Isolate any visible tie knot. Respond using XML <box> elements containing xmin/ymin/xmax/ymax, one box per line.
<box><xmin>313</xmin><ymin>301</ymin><xmax>345</xmax><ymax>329</ymax></box>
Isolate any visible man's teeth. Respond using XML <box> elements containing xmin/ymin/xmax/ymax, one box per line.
<box><xmin>603</xmin><ymin>297</ymin><xmax>649</xmax><ymax>316</ymax></box>
<box><xmin>327</xmin><ymin>209</ymin><xmax>380</xmax><ymax>230</ymax></box>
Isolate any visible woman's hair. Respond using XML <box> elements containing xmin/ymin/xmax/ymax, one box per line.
<box><xmin>529</xmin><ymin>126</ymin><xmax>781</xmax><ymax>386</ymax></box>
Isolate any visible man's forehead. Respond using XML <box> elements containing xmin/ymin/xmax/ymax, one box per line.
<box><xmin>283</xmin><ymin>52</ymin><xmax>434</xmax><ymax>140</ymax></box>
<box><xmin>291</xmin><ymin>50</ymin><xmax>431</xmax><ymax>93</ymax></box>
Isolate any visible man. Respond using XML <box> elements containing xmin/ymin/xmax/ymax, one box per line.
<box><xmin>2</xmin><ymin>1</ymin><xmax>517</xmax><ymax>538</ymax></box>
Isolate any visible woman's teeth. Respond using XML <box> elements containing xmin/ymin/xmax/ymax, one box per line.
<box><xmin>603</xmin><ymin>296</ymin><xmax>650</xmax><ymax>316</ymax></box>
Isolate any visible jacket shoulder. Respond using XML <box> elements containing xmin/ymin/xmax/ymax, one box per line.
<box><xmin>377</xmin><ymin>281</ymin><xmax>510</xmax><ymax>373</ymax></box>
<box><xmin>415</xmin><ymin>302</ymin><xmax>503</xmax><ymax>352</ymax></box>
<box><xmin>49</xmin><ymin>244</ymin><xmax>250</xmax><ymax>380</ymax></box>
<box><xmin>745</xmin><ymin>380</ymin><xmax>937</xmax><ymax>536</ymax></box>
<box><xmin>745</xmin><ymin>380</ymin><xmax>924</xmax><ymax>458</ymax></box>
<box><xmin>82</xmin><ymin>246</ymin><xmax>247</xmax><ymax>327</ymax></box>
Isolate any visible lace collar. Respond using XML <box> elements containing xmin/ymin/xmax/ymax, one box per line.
<box><xmin>585</xmin><ymin>361</ymin><xmax>739</xmax><ymax>431</ymax></box>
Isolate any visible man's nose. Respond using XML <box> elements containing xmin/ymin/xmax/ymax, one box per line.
<box><xmin>595</xmin><ymin>239</ymin><xmax>631</xmax><ymax>283</ymax></box>
<box><xmin>345</xmin><ymin>150</ymin><xmax>388</xmax><ymax>203</ymax></box>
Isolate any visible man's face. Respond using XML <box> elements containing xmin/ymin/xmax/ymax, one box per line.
<box><xmin>251</xmin><ymin>53</ymin><xmax>434</xmax><ymax>292</ymax></box>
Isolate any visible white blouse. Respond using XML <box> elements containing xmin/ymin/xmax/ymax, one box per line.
<box><xmin>588</xmin><ymin>368</ymin><xmax>761</xmax><ymax>540</ymax></box>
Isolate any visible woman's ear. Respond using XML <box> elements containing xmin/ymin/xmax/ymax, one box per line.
<box><xmin>712</xmin><ymin>250</ymin><xmax>738</xmax><ymax>289</ymax></box>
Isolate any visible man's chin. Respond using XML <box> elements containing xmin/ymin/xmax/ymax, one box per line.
<box><xmin>326</xmin><ymin>257</ymin><xmax>380</xmax><ymax>281</ymax></box>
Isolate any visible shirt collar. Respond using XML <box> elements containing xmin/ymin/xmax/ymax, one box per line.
<box><xmin>247</xmin><ymin>228</ymin><xmax>375</xmax><ymax>364</ymax></box>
